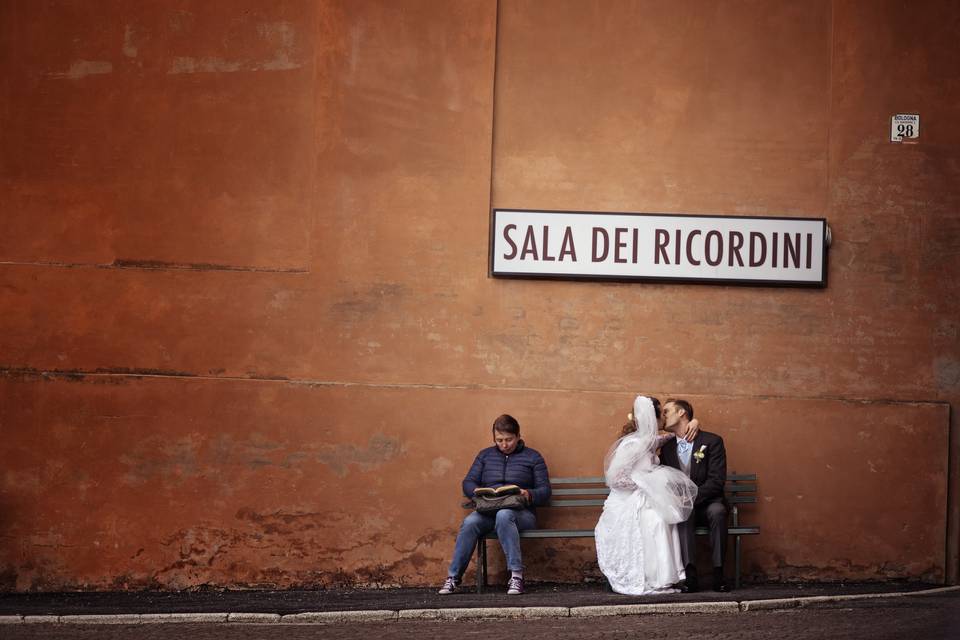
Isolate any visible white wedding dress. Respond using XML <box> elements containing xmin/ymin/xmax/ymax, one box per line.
<box><xmin>595</xmin><ymin>396</ymin><xmax>698</xmax><ymax>595</ymax></box>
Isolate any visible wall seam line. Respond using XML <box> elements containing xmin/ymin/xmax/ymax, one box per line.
<box><xmin>0</xmin><ymin>367</ymin><xmax>950</xmax><ymax>407</ymax></box>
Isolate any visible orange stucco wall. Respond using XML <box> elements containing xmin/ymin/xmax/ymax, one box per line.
<box><xmin>1</xmin><ymin>0</ymin><xmax>957</xmax><ymax>591</ymax></box>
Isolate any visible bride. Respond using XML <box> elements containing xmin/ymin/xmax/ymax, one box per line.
<box><xmin>595</xmin><ymin>395</ymin><xmax>698</xmax><ymax>595</ymax></box>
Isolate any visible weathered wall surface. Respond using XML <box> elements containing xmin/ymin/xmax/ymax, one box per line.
<box><xmin>0</xmin><ymin>0</ymin><xmax>957</xmax><ymax>590</ymax></box>
<box><xmin>0</xmin><ymin>378</ymin><xmax>948</xmax><ymax>588</ymax></box>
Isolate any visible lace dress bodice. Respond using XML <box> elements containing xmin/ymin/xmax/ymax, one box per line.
<box><xmin>604</xmin><ymin>434</ymin><xmax>674</xmax><ymax>490</ymax></box>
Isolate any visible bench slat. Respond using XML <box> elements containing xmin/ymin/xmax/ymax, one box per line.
<box><xmin>552</xmin><ymin>487</ymin><xmax>611</xmax><ymax>496</ymax></box>
<box><xmin>519</xmin><ymin>529</ymin><xmax>597</xmax><ymax>538</ymax></box>
<box><xmin>696</xmin><ymin>526</ymin><xmax>760</xmax><ymax>535</ymax></box>
<box><xmin>488</xmin><ymin>529</ymin><xmax>597</xmax><ymax>538</ymax></box>
<box><xmin>548</xmin><ymin>475</ymin><xmax>757</xmax><ymax>488</ymax></box>
<box><xmin>545</xmin><ymin>474</ymin><xmax>758</xmax><ymax>484</ymax></box>
<box><xmin>483</xmin><ymin>526</ymin><xmax>761</xmax><ymax>540</ymax></box>
<box><xmin>548</xmin><ymin>497</ymin><xmax>757</xmax><ymax>506</ymax></box>
<box><xmin>551</xmin><ymin>486</ymin><xmax>755</xmax><ymax>494</ymax></box>
<box><xmin>550</xmin><ymin>477</ymin><xmax>605</xmax><ymax>484</ymax></box>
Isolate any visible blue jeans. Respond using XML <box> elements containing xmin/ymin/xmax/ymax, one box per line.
<box><xmin>448</xmin><ymin>508</ymin><xmax>537</xmax><ymax>577</ymax></box>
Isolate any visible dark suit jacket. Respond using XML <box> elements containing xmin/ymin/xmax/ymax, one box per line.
<box><xmin>660</xmin><ymin>429</ymin><xmax>727</xmax><ymax>508</ymax></box>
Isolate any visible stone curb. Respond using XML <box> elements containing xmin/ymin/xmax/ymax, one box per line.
<box><xmin>282</xmin><ymin>610</ymin><xmax>398</xmax><ymax>624</ymax></box>
<box><xmin>140</xmin><ymin>613</ymin><xmax>230</xmax><ymax>624</ymax></box>
<box><xmin>227</xmin><ymin>613</ymin><xmax>282</xmax><ymax>623</ymax></box>
<box><xmin>738</xmin><ymin>597</ymin><xmax>802</xmax><ymax>611</ymax></box>
<box><xmin>904</xmin><ymin>585</ymin><xmax>960</xmax><ymax>597</ymax></box>
<box><xmin>739</xmin><ymin>585</ymin><xmax>960</xmax><ymax>611</ymax></box>
<box><xmin>794</xmin><ymin>585</ymin><xmax>960</xmax><ymax>607</ymax></box>
<box><xmin>59</xmin><ymin>614</ymin><xmax>142</xmax><ymax>625</ymax></box>
<box><xmin>395</xmin><ymin>606</ymin><xmax>573</xmax><ymax>620</ymax></box>
<box><xmin>425</xmin><ymin>607</ymin><xmax>526</xmax><ymax>620</ymax></box>
<box><xmin>5</xmin><ymin>585</ymin><xmax>957</xmax><ymax>625</ymax></box>
<box><xmin>518</xmin><ymin>606</ymin><xmax>571</xmax><ymax>618</ymax></box>
<box><xmin>570</xmin><ymin>601</ymin><xmax>740</xmax><ymax>616</ymax></box>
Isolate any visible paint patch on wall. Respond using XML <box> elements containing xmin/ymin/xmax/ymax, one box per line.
<box><xmin>934</xmin><ymin>356</ymin><xmax>960</xmax><ymax>391</ymax></box>
<box><xmin>329</xmin><ymin>284</ymin><xmax>408</xmax><ymax>320</ymax></box>
<box><xmin>168</xmin><ymin>56</ymin><xmax>242</xmax><ymax>74</ymax></box>
<box><xmin>427</xmin><ymin>456</ymin><xmax>453</xmax><ymax>478</ymax></box>
<box><xmin>317</xmin><ymin>433</ymin><xmax>402</xmax><ymax>477</ymax></box>
<box><xmin>51</xmin><ymin>60</ymin><xmax>113</xmax><ymax>80</ymax></box>
<box><xmin>257</xmin><ymin>22</ymin><xmax>300</xmax><ymax>71</ymax></box>
<box><xmin>167</xmin><ymin>22</ymin><xmax>301</xmax><ymax>74</ymax></box>
<box><xmin>123</xmin><ymin>25</ymin><xmax>139</xmax><ymax>58</ymax></box>
<box><xmin>119</xmin><ymin>436</ymin><xmax>200</xmax><ymax>485</ymax></box>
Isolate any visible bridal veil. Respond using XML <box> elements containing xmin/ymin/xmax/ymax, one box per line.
<box><xmin>603</xmin><ymin>396</ymin><xmax>697</xmax><ymax>524</ymax></box>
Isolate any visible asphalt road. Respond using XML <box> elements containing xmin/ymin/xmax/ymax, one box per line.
<box><xmin>4</xmin><ymin>593</ymin><xmax>958</xmax><ymax>640</ymax></box>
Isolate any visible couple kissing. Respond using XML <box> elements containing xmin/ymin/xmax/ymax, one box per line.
<box><xmin>596</xmin><ymin>396</ymin><xmax>729</xmax><ymax>595</ymax></box>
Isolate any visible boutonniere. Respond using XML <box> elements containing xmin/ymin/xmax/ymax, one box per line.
<box><xmin>693</xmin><ymin>445</ymin><xmax>707</xmax><ymax>464</ymax></box>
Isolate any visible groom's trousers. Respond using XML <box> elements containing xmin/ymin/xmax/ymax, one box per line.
<box><xmin>678</xmin><ymin>501</ymin><xmax>727</xmax><ymax>568</ymax></box>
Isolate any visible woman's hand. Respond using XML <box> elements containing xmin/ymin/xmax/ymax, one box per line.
<box><xmin>520</xmin><ymin>488</ymin><xmax>531</xmax><ymax>503</ymax></box>
<box><xmin>685</xmin><ymin>418</ymin><xmax>701</xmax><ymax>442</ymax></box>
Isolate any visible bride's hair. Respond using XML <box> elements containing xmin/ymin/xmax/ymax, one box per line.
<box><xmin>619</xmin><ymin>397</ymin><xmax>661</xmax><ymax>437</ymax></box>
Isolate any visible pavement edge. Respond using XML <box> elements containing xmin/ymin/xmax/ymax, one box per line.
<box><xmin>8</xmin><ymin>585</ymin><xmax>958</xmax><ymax>625</ymax></box>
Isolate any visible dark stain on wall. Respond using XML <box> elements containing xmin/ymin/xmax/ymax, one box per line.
<box><xmin>316</xmin><ymin>433</ymin><xmax>403</xmax><ymax>477</ymax></box>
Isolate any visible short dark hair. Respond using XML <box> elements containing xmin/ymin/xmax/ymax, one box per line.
<box><xmin>665</xmin><ymin>398</ymin><xmax>694</xmax><ymax>420</ymax></box>
<box><xmin>492</xmin><ymin>414</ymin><xmax>520</xmax><ymax>436</ymax></box>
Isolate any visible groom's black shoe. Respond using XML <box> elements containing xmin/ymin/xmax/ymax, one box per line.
<box><xmin>678</xmin><ymin>579</ymin><xmax>698</xmax><ymax>593</ymax></box>
<box><xmin>679</xmin><ymin>565</ymin><xmax>699</xmax><ymax>593</ymax></box>
<box><xmin>712</xmin><ymin>568</ymin><xmax>730</xmax><ymax>592</ymax></box>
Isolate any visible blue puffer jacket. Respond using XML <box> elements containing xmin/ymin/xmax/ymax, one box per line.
<box><xmin>462</xmin><ymin>441</ymin><xmax>551</xmax><ymax>508</ymax></box>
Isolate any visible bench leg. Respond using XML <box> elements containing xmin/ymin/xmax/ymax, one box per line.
<box><xmin>734</xmin><ymin>534</ymin><xmax>741</xmax><ymax>590</ymax></box>
<box><xmin>475</xmin><ymin>538</ymin><xmax>487</xmax><ymax>594</ymax></box>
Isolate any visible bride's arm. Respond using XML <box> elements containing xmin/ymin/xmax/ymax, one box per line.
<box><xmin>604</xmin><ymin>440</ymin><xmax>641</xmax><ymax>489</ymax></box>
<box><xmin>655</xmin><ymin>433</ymin><xmax>675</xmax><ymax>449</ymax></box>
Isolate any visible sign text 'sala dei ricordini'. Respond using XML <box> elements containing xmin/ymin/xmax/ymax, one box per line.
<box><xmin>490</xmin><ymin>209</ymin><xmax>830</xmax><ymax>287</ymax></box>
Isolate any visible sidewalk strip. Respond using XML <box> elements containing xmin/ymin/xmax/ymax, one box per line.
<box><xmin>905</xmin><ymin>585</ymin><xmax>960</xmax><ymax>596</ymax></box>
<box><xmin>436</xmin><ymin>607</ymin><xmax>526</xmax><ymax>620</ymax></box>
<box><xmin>227</xmin><ymin>613</ymin><xmax>282</xmax><ymax>623</ymax></box>
<box><xmin>4</xmin><ymin>585</ymin><xmax>957</xmax><ymax>624</ymax></box>
<box><xmin>396</xmin><ymin>609</ymin><xmax>442</xmax><ymax>620</ymax></box>
<box><xmin>571</xmin><ymin>601</ymin><xmax>740</xmax><ymax>617</ymax></box>
<box><xmin>140</xmin><ymin>613</ymin><xmax>229</xmax><ymax>624</ymax></box>
<box><xmin>742</xmin><ymin>585</ymin><xmax>960</xmax><ymax>611</ymax></box>
<box><xmin>519</xmin><ymin>606</ymin><xmax>571</xmax><ymax>618</ymax></box>
<box><xmin>796</xmin><ymin>585</ymin><xmax>960</xmax><ymax>608</ymax></box>
<box><xmin>281</xmin><ymin>610</ymin><xmax>397</xmax><ymax>624</ymax></box>
<box><xmin>60</xmin><ymin>614</ymin><xmax>141</xmax><ymax>625</ymax></box>
<box><xmin>739</xmin><ymin>598</ymin><xmax>802</xmax><ymax>611</ymax></box>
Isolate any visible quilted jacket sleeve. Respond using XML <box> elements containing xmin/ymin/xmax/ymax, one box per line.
<box><xmin>529</xmin><ymin>450</ymin><xmax>552</xmax><ymax>506</ymax></box>
<box><xmin>461</xmin><ymin>450</ymin><xmax>486</xmax><ymax>498</ymax></box>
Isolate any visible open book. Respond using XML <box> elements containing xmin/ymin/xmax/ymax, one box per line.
<box><xmin>473</xmin><ymin>484</ymin><xmax>522</xmax><ymax>497</ymax></box>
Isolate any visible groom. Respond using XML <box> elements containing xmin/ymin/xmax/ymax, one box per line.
<box><xmin>659</xmin><ymin>399</ymin><xmax>730</xmax><ymax>592</ymax></box>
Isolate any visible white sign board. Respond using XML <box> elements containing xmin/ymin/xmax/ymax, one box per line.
<box><xmin>490</xmin><ymin>209</ymin><xmax>829</xmax><ymax>287</ymax></box>
<box><xmin>890</xmin><ymin>113</ymin><xmax>919</xmax><ymax>142</ymax></box>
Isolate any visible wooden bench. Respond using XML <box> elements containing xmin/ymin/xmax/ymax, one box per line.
<box><xmin>475</xmin><ymin>473</ymin><xmax>760</xmax><ymax>592</ymax></box>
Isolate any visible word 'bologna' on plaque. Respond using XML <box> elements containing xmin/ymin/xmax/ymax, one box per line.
<box><xmin>490</xmin><ymin>209</ymin><xmax>830</xmax><ymax>287</ymax></box>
